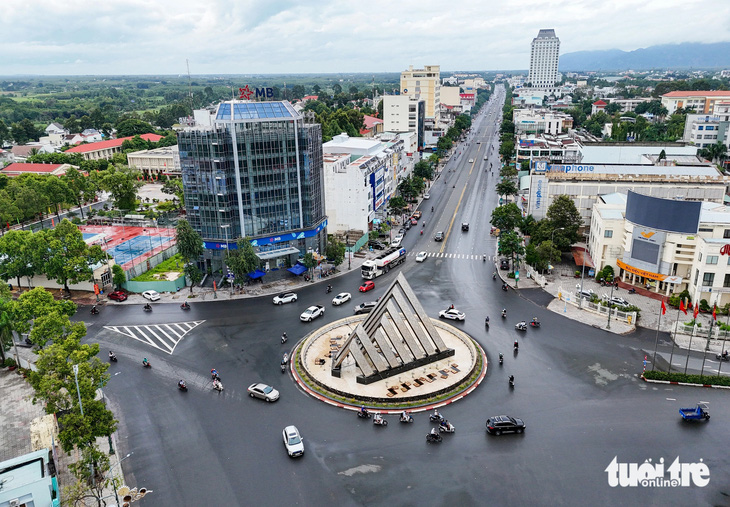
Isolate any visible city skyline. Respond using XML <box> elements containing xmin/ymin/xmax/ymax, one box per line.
<box><xmin>3</xmin><ymin>0</ymin><xmax>730</xmax><ymax>75</ymax></box>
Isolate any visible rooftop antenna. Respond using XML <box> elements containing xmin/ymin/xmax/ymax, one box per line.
<box><xmin>186</xmin><ymin>59</ymin><xmax>193</xmax><ymax>113</ymax></box>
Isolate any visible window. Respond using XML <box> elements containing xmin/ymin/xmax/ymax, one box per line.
<box><xmin>604</xmin><ymin>230</ymin><xmax>613</xmax><ymax>238</ymax></box>
<box><xmin>698</xmin><ymin>125</ymin><xmax>704</xmax><ymax>130</ymax></box>
<box><xmin>706</xmin><ymin>125</ymin><xmax>715</xmax><ymax>130</ymax></box>
<box><xmin>703</xmin><ymin>272</ymin><xmax>715</xmax><ymax>286</ymax></box>
<box><xmin>724</xmin><ymin>274</ymin><xmax>730</xmax><ymax>288</ymax></box>
<box><xmin>698</xmin><ymin>252</ymin><xmax>702</xmax><ymax>261</ymax></box>
<box><xmin>694</xmin><ymin>269</ymin><xmax>699</xmax><ymax>285</ymax></box>
<box><xmin>707</xmin><ymin>255</ymin><xmax>718</xmax><ymax>265</ymax></box>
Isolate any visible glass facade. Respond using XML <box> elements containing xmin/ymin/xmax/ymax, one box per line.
<box><xmin>179</xmin><ymin>100</ymin><xmax>326</xmax><ymax>270</ymax></box>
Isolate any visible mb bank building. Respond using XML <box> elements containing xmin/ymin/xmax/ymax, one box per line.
<box><xmin>179</xmin><ymin>100</ymin><xmax>327</xmax><ymax>274</ymax></box>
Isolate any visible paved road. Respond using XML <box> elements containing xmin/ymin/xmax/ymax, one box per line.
<box><xmin>86</xmin><ymin>89</ymin><xmax>730</xmax><ymax>506</ymax></box>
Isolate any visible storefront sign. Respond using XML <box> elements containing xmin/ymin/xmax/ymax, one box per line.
<box><xmin>720</xmin><ymin>244</ymin><xmax>730</xmax><ymax>255</ymax></box>
<box><xmin>616</xmin><ymin>259</ymin><xmax>666</xmax><ymax>281</ymax></box>
<box><xmin>238</xmin><ymin>85</ymin><xmax>274</xmax><ymax>100</ymax></box>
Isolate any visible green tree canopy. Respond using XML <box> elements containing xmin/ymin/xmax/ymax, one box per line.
<box><xmin>99</xmin><ymin>165</ymin><xmax>143</xmax><ymax>211</ymax></box>
<box><xmin>325</xmin><ymin>237</ymin><xmax>346</xmax><ymax>266</ymax></box>
<box><xmin>413</xmin><ymin>161</ymin><xmax>433</xmax><ymax>181</ymax></box>
<box><xmin>388</xmin><ymin>196</ymin><xmax>407</xmax><ymax>216</ymax></box>
<box><xmin>498</xmin><ymin>230</ymin><xmax>525</xmax><ymax>273</ymax></box>
<box><xmin>490</xmin><ymin>203</ymin><xmax>522</xmax><ymax>232</ymax></box>
<box><xmin>175</xmin><ymin>219</ymin><xmax>204</xmax><ymax>265</ymax></box>
<box><xmin>42</xmin><ymin>220</ymin><xmax>106</xmax><ymax>293</ymax></box>
<box><xmin>226</xmin><ymin>237</ymin><xmax>260</xmax><ymax>283</ymax></box>
<box><xmin>496</xmin><ymin>179</ymin><xmax>519</xmax><ymax>199</ymax></box>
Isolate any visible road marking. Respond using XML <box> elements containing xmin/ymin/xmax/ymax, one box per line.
<box><xmin>666</xmin><ymin>398</ymin><xmax>676</xmax><ymax>401</ymax></box>
<box><xmin>104</xmin><ymin>320</ymin><xmax>205</xmax><ymax>355</ymax></box>
<box><xmin>439</xmin><ymin>152</ymin><xmax>478</xmax><ymax>253</ymax></box>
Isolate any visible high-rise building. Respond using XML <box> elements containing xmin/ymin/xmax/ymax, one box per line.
<box><xmin>527</xmin><ymin>29</ymin><xmax>560</xmax><ymax>89</ymax></box>
<box><xmin>178</xmin><ymin>100</ymin><xmax>327</xmax><ymax>273</ymax></box>
<box><xmin>382</xmin><ymin>95</ymin><xmax>425</xmax><ymax>148</ymax></box>
<box><xmin>400</xmin><ymin>65</ymin><xmax>441</xmax><ymax>121</ymax></box>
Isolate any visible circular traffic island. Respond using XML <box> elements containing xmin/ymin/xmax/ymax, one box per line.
<box><xmin>291</xmin><ymin>315</ymin><xmax>486</xmax><ymax>412</ymax></box>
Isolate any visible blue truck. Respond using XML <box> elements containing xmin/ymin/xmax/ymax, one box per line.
<box><xmin>679</xmin><ymin>403</ymin><xmax>710</xmax><ymax>421</ymax></box>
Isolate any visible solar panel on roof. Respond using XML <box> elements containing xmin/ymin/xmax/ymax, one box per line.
<box><xmin>215</xmin><ymin>101</ymin><xmax>295</xmax><ymax>120</ymax></box>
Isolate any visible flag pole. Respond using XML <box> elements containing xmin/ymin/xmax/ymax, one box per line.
<box><xmin>700</xmin><ymin>318</ymin><xmax>712</xmax><ymax>378</ymax></box>
<box><xmin>668</xmin><ymin>299</ymin><xmax>683</xmax><ymax>374</ymax></box>
<box><xmin>651</xmin><ymin>297</ymin><xmax>664</xmax><ymax>371</ymax></box>
<box><xmin>684</xmin><ymin>306</ymin><xmax>698</xmax><ymax>375</ymax></box>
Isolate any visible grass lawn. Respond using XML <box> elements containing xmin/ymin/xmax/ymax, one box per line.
<box><xmin>131</xmin><ymin>253</ymin><xmax>185</xmax><ymax>282</ymax></box>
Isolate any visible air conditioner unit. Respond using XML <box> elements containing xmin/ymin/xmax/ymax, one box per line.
<box><xmin>9</xmin><ymin>499</ymin><xmax>20</xmax><ymax>507</ymax></box>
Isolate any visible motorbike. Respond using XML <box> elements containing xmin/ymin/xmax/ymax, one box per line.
<box><xmin>485</xmin><ymin>319</ymin><xmax>489</xmax><ymax>329</ymax></box>
<box><xmin>326</xmin><ymin>286</ymin><xmax>332</xmax><ymax>294</ymax></box>
<box><xmin>628</xmin><ymin>288</ymin><xmax>636</xmax><ymax>294</ymax></box>
<box><xmin>513</xmin><ymin>341</ymin><xmax>519</xmax><ymax>351</ymax></box>
<box><xmin>498</xmin><ymin>353</ymin><xmax>503</xmax><ymax>365</ymax></box>
<box><xmin>530</xmin><ymin>321</ymin><xmax>540</xmax><ymax>328</ymax></box>
<box><xmin>142</xmin><ymin>359</ymin><xmax>151</xmax><ymax>368</ymax></box>
<box><xmin>426</xmin><ymin>432</ymin><xmax>443</xmax><ymax>443</ymax></box>
<box><xmin>109</xmin><ymin>352</ymin><xmax>117</xmax><ymax>362</ymax></box>
<box><xmin>178</xmin><ymin>381</ymin><xmax>188</xmax><ymax>392</ymax></box>
<box><xmin>515</xmin><ymin>322</ymin><xmax>527</xmax><ymax>331</ymax></box>
<box><xmin>90</xmin><ymin>307</ymin><xmax>100</xmax><ymax>315</ymax></box>
<box><xmin>281</xmin><ymin>333</ymin><xmax>288</xmax><ymax>344</ymax></box>
<box><xmin>213</xmin><ymin>380</ymin><xmax>224</xmax><ymax>391</ymax></box>
<box><xmin>211</xmin><ymin>369</ymin><xmax>221</xmax><ymax>381</ymax></box>
<box><xmin>431</xmin><ymin>207</ymin><xmax>434</xmax><ymax>212</ymax></box>
<box><xmin>509</xmin><ymin>376</ymin><xmax>515</xmax><ymax>388</ymax></box>
<box><xmin>281</xmin><ymin>353</ymin><xmax>289</xmax><ymax>373</ymax></box>
<box><xmin>180</xmin><ymin>303</ymin><xmax>190</xmax><ymax>310</ymax></box>
<box><xmin>399</xmin><ymin>414</ymin><xmax>414</xmax><ymax>423</ymax></box>
<box><xmin>373</xmin><ymin>415</ymin><xmax>388</xmax><ymax>426</ymax></box>
<box><xmin>143</xmin><ymin>305</ymin><xmax>152</xmax><ymax>312</ymax></box>
<box><xmin>357</xmin><ymin>410</ymin><xmax>371</xmax><ymax>419</ymax></box>
<box><xmin>483</xmin><ymin>254</ymin><xmax>486</xmax><ymax>262</ymax></box>
<box><xmin>493</xmin><ymin>272</ymin><xmax>497</xmax><ymax>280</ymax></box>
<box><xmin>716</xmin><ymin>353</ymin><xmax>730</xmax><ymax>361</ymax></box>
<box><xmin>502</xmin><ymin>284</ymin><xmax>507</xmax><ymax>291</ymax></box>
<box><xmin>439</xmin><ymin>421</ymin><xmax>455</xmax><ymax>433</ymax></box>
<box><xmin>429</xmin><ymin>411</ymin><xmax>445</xmax><ymax>423</ymax></box>
<box><xmin>501</xmin><ymin>310</ymin><xmax>507</xmax><ymax>318</ymax></box>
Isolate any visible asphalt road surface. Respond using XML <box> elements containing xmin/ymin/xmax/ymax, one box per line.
<box><xmin>86</xmin><ymin>90</ymin><xmax>730</xmax><ymax>506</ymax></box>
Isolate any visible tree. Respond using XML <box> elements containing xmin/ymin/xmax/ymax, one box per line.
<box><xmin>499</xmin><ymin>140</ymin><xmax>514</xmax><ymax>161</ymax></box>
<box><xmin>496</xmin><ymin>179</ymin><xmax>519</xmax><ymax>199</ymax></box>
<box><xmin>413</xmin><ymin>161</ymin><xmax>433</xmax><ymax>181</ymax></box>
<box><xmin>184</xmin><ymin>263</ymin><xmax>202</xmax><ymax>293</ymax></box>
<box><xmin>498</xmin><ymin>230</ymin><xmax>525</xmax><ymax>274</ymax></box>
<box><xmin>533</xmin><ymin>240</ymin><xmax>561</xmax><ymax>272</ymax></box>
<box><xmin>43</xmin><ymin>220</ymin><xmax>106</xmax><ymax>294</ymax></box>
<box><xmin>490</xmin><ymin>203</ymin><xmax>522</xmax><ymax>232</ymax></box>
<box><xmin>397</xmin><ymin>178</ymin><xmax>417</xmax><ymax>202</ymax></box>
<box><xmin>175</xmin><ymin>218</ymin><xmax>204</xmax><ymax>289</ymax></box>
<box><xmin>225</xmin><ymin>237</ymin><xmax>260</xmax><ymax>284</ymax></box>
<box><xmin>63</xmin><ymin>167</ymin><xmax>97</xmax><ymax>219</ymax></box>
<box><xmin>64</xmin><ymin>115</ymin><xmax>80</xmax><ymax>133</ymax></box>
<box><xmin>115</xmin><ymin>118</ymin><xmax>154</xmax><ymax>137</ymax></box>
<box><xmin>388</xmin><ymin>196</ymin><xmax>407</xmax><ymax>216</ymax></box>
<box><xmin>325</xmin><ymin>237</ymin><xmax>346</xmax><ymax>266</ymax></box>
<box><xmin>545</xmin><ymin>195</ymin><xmax>583</xmax><ymax>248</ymax></box>
<box><xmin>112</xmin><ymin>264</ymin><xmax>126</xmax><ymax>289</ymax></box>
<box><xmin>64</xmin><ymin>444</ymin><xmax>118</xmax><ymax>507</ymax></box>
<box><xmin>333</xmin><ymin>83</ymin><xmax>342</xmax><ymax>95</ymax></box>
<box><xmin>302</xmin><ymin>252</ymin><xmax>318</xmax><ymax>279</ymax></box>
<box><xmin>0</xmin><ymin>230</ymin><xmax>37</xmax><ymax>289</ymax></box>
<box><xmin>99</xmin><ymin>166</ymin><xmax>143</xmax><ymax>211</ymax></box>
<box><xmin>42</xmin><ymin>176</ymin><xmax>72</xmax><ymax>219</ymax></box>
<box><xmin>0</xmin><ymin>119</ymin><xmax>9</xmax><ymax>144</ymax></box>
<box><xmin>0</xmin><ymin>285</ymin><xmax>13</xmax><ymax>363</ymax></box>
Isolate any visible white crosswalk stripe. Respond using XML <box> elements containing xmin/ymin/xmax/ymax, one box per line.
<box><xmin>407</xmin><ymin>252</ymin><xmax>496</xmax><ymax>261</ymax></box>
<box><xmin>104</xmin><ymin>320</ymin><xmax>205</xmax><ymax>354</ymax></box>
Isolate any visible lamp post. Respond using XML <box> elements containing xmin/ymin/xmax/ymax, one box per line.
<box><xmin>551</xmin><ymin>227</ymin><xmax>564</xmax><ymax>244</ymax></box>
<box><xmin>579</xmin><ymin>233</ymin><xmax>589</xmax><ymax>309</ymax></box>
<box><xmin>606</xmin><ymin>280</ymin><xmax>615</xmax><ymax>329</ymax></box>
<box><xmin>109</xmin><ymin>452</ymin><xmax>133</xmax><ymax>507</ymax></box>
<box><xmin>347</xmin><ymin>231</ymin><xmax>351</xmax><ymax>270</ymax></box>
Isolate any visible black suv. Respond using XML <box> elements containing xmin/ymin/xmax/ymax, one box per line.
<box><xmin>461</xmin><ymin>223</ymin><xmax>469</xmax><ymax>232</ymax></box>
<box><xmin>500</xmin><ymin>259</ymin><xmax>510</xmax><ymax>270</ymax></box>
<box><xmin>354</xmin><ymin>302</ymin><xmax>377</xmax><ymax>315</ymax></box>
<box><xmin>486</xmin><ymin>415</ymin><xmax>525</xmax><ymax>435</ymax></box>
<box><xmin>369</xmin><ymin>240</ymin><xmax>386</xmax><ymax>250</ymax></box>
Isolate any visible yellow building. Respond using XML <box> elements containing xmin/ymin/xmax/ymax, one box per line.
<box><xmin>400</xmin><ymin>65</ymin><xmax>441</xmax><ymax>120</ymax></box>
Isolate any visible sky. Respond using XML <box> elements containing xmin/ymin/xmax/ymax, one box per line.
<box><xmin>3</xmin><ymin>0</ymin><xmax>730</xmax><ymax>75</ymax></box>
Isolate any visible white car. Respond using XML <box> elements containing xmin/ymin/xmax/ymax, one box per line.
<box><xmin>142</xmin><ymin>290</ymin><xmax>160</xmax><ymax>301</ymax></box>
<box><xmin>247</xmin><ymin>383</ymin><xmax>280</xmax><ymax>402</ymax></box>
<box><xmin>415</xmin><ymin>251</ymin><xmax>428</xmax><ymax>263</ymax></box>
<box><xmin>439</xmin><ymin>308</ymin><xmax>466</xmax><ymax>321</ymax></box>
<box><xmin>273</xmin><ymin>292</ymin><xmax>298</xmax><ymax>305</ymax></box>
<box><xmin>468</xmin><ymin>158</ymin><xmax>474</xmax><ymax>163</ymax></box>
<box><xmin>332</xmin><ymin>292</ymin><xmax>352</xmax><ymax>306</ymax></box>
<box><xmin>300</xmin><ymin>305</ymin><xmax>325</xmax><ymax>322</ymax></box>
<box><xmin>423</xmin><ymin>193</ymin><xmax>430</xmax><ymax>199</ymax></box>
<box><xmin>283</xmin><ymin>425</ymin><xmax>304</xmax><ymax>457</ymax></box>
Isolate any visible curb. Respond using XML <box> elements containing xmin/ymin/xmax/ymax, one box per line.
<box><xmin>290</xmin><ymin>338</ymin><xmax>489</xmax><ymax>414</ymax></box>
<box><xmin>640</xmin><ymin>374</ymin><xmax>730</xmax><ymax>390</ymax></box>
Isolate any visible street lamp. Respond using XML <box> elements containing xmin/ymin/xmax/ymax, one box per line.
<box><xmin>108</xmin><ymin>452</ymin><xmax>133</xmax><ymax>507</ymax></box>
<box><xmin>579</xmin><ymin>233</ymin><xmax>589</xmax><ymax>309</ymax></box>
<box><xmin>221</xmin><ymin>225</ymin><xmax>231</xmax><ymax>294</ymax></box>
<box><xmin>550</xmin><ymin>227</ymin><xmax>564</xmax><ymax>244</ymax></box>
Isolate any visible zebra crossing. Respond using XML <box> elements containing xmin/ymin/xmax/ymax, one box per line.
<box><xmin>407</xmin><ymin>251</ymin><xmax>496</xmax><ymax>261</ymax></box>
<box><xmin>103</xmin><ymin>320</ymin><xmax>205</xmax><ymax>355</ymax></box>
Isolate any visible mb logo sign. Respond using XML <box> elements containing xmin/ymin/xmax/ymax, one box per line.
<box><xmin>238</xmin><ymin>85</ymin><xmax>274</xmax><ymax>100</ymax></box>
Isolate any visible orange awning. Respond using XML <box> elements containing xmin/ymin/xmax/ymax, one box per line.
<box><xmin>571</xmin><ymin>246</ymin><xmax>595</xmax><ymax>268</ymax></box>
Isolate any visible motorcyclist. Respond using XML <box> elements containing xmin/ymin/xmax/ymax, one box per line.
<box><xmin>509</xmin><ymin>375</ymin><xmax>514</xmax><ymax>385</ymax></box>
<box><xmin>401</xmin><ymin>410</ymin><xmax>408</xmax><ymax>420</ymax></box>
<box><xmin>499</xmin><ymin>352</ymin><xmax>504</xmax><ymax>363</ymax></box>
<box><xmin>327</xmin><ymin>284</ymin><xmax>332</xmax><ymax>293</ymax></box>
<box><xmin>360</xmin><ymin>405</ymin><xmax>368</xmax><ymax>416</ymax></box>
<box><xmin>723</xmin><ymin>350</ymin><xmax>729</xmax><ymax>359</ymax></box>
<box><xmin>178</xmin><ymin>380</ymin><xmax>186</xmax><ymax>389</ymax></box>
<box><xmin>373</xmin><ymin>413</ymin><xmax>383</xmax><ymax>423</ymax></box>
<box><xmin>430</xmin><ymin>427</ymin><xmax>438</xmax><ymax>436</ymax></box>
<box><xmin>433</xmin><ymin>408</ymin><xmax>440</xmax><ymax>419</ymax></box>
<box><xmin>181</xmin><ymin>301</ymin><xmax>190</xmax><ymax>309</ymax></box>
<box><xmin>144</xmin><ymin>303</ymin><xmax>152</xmax><ymax>311</ymax></box>
<box><xmin>514</xmin><ymin>340</ymin><xmax>519</xmax><ymax>350</ymax></box>
<box><xmin>142</xmin><ymin>357</ymin><xmax>149</xmax><ymax>366</ymax></box>
<box><xmin>532</xmin><ymin>317</ymin><xmax>538</xmax><ymax>323</ymax></box>
<box><xmin>431</xmin><ymin>206</ymin><xmax>434</xmax><ymax>212</ymax></box>
<box><xmin>485</xmin><ymin>316</ymin><xmax>490</xmax><ymax>324</ymax></box>
<box><xmin>91</xmin><ymin>305</ymin><xmax>98</xmax><ymax>314</ymax></box>
<box><xmin>493</xmin><ymin>272</ymin><xmax>497</xmax><ymax>279</ymax></box>
<box><xmin>108</xmin><ymin>350</ymin><xmax>116</xmax><ymax>360</ymax></box>
<box><xmin>502</xmin><ymin>308</ymin><xmax>507</xmax><ymax>317</ymax></box>
<box><xmin>502</xmin><ymin>283</ymin><xmax>507</xmax><ymax>290</ymax></box>
<box><xmin>281</xmin><ymin>332</ymin><xmax>288</xmax><ymax>343</ymax></box>
<box><xmin>211</xmin><ymin>368</ymin><xmax>219</xmax><ymax>380</ymax></box>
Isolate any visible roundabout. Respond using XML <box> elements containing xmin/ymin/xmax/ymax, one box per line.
<box><xmin>290</xmin><ymin>274</ymin><xmax>487</xmax><ymax>411</ymax></box>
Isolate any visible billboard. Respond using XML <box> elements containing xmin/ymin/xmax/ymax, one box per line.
<box><xmin>625</xmin><ymin>191</ymin><xmax>701</xmax><ymax>234</ymax></box>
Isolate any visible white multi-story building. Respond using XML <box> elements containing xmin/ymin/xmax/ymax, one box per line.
<box><xmin>590</xmin><ymin>191</ymin><xmax>730</xmax><ymax>307</ymax></box>
<box><xmin>127</xmin><ymin>145</ymin><xmax>181</xmax><ymax>177</ymax></box>
<box><xmin>661</xmin><ymin>91</ymin><xmax>730</xmax><ymax>115</ymax></box>
<box><xmin>513</xmin><ymin>109</ymin><xmax>573</xmax><ymax>136</ymax></box>
<box><xmin>516</xmin><ymin>134</ymin><xmax>583</xmax><ymax>166</ymax></box>
<box><xmin>382</xmin><ymin>95</ymin><xmax>424</xmax><ymax>149</ymax></box>
<box><xmin>400</xmin><ymin>65</ymin><xmax>441</xmax><ymax>121</ymax></box>
<box><xmin>682</xmin><ymin>103</ymin><xmax>730</xmax><ymax>149</ymax></box>
<box><xmin>527</xmin><ymin>29</ymin><xmax>560</xmax><ymax>89</ymax></box>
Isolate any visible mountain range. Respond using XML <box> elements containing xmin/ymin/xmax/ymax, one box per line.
<box><xmin>559</xmin><ymin>42</ymin><xmax>730</xmax><ymax>72</ymax></box>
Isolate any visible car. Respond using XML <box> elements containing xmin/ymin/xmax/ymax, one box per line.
<box><xmin>398</xmin><ymin>228</ymin><xmax>406</xmax><ymax>235</ymax></box>
<box><xmin>500</xmin><ymin>259</ymin><xmax>510</xmax><ymax>270</ymax></box>
<box><xmin>412</xmin><ymin>211</ymin><xmax>422</xmax><ymax>219</ymax></box>
<box><xmin>359</xmin><ymin>281</ymin><xmax>375</xmax><ymax>292</ymax></box>
<box><xmin>273</xmin><ymin>292</ymin><xmax>298</xmax><ymax>305</ymax></box>
<box><xmin>423</xmin><ymin>193</ymin><xmax>430</xmax><ymax>199</ymax></box>
<box><xmin>354</xmin><ymin>302</ymin><xmax>377</xmax><ymax>315</ymax></box>
<box><xmin>283</xmin><ymin>425</ymin><xmax>304</xmax><ymax>457</ymax></box>
<box><xmin>410</xmin><ymin>218</ymin><xmax>418</xmax><ymax>226</ymax></box>
<box><xmin>486</xmin><ymin>415</ymin><xmax>526</xmax><ymax>436</ymax></box>
<box><xmin>332</xmin><ymin>292</ymin><xmax>352</xmax><ymax>306</ymax></box>
<box><xmin>579</xmin><ymin>289</ymin><xmax>595</xmax><ymax>299</ymax></box>
<box><xmin>434</xmin><ymin>232</ymin><xmax>444</xmax><ymax>242</ymax></box>
<box><xmin>369</xmin><ymin>240</ymin><xmax>386</xmax><ymax>250</ymax></box>
<box><xmin>142</xmin><ymin>290</ymin><xmax>160</xmax><ymax>301</ymax></box>
<box><xmin>300</xmin><ymin>305</ymin><xmax>325</xmax><ymax>322</ymax></box>
<box><xmin>108</xmin><ymin>290</ymin><xmax>128</xmax><ymax>302</ymax></box>
<box><xmin>415</xmin><ymin>251</ymin><xmax>428</xmax><ymax>263</ymax></box>
<box><xmin>484</xmin><ymin>155</ymin><xmax>488</xmax><ymax>161</ymax></box>
<box><xmin>439</xmin><ymin>308</ymin><xmax>466</xmax><ymax>321</ymax></box>
<box><xmin>610</xmin><ymin>296</ymin><xmax>630</xmax><ymax>307</ymax></box>
<box><xmin>391</xmin><ymin>238</ymin><xmax>402</xmax><ymax>248</ymax></box>
<box><xmin>476</xmin><ymin>140</ymin><xmax>481</xmax><ymax>144</ymax></box>
<box><xmin>248</xmin><ymin>383</ymin><xmax>280</xmax><ymax>402</ymax></box>
<box><xmin>461</xmin><ymin>223</ymin><xmax>469</xmax><ymax>232</ymax></box>
<box><xmin>468</xmin><ymin>158</ymin><xmax>474</xmax><ymax>163</ymax></box>
<box><xmin>405</xmin><ymin>222</ymin><xmax>411</xmax><ymax>230</ymax></box>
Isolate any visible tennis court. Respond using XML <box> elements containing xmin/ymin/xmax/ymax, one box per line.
<box><xmin>79</xmin><ymin>225</ymin><xmax>176</xmax><ymax>270</ymax></box>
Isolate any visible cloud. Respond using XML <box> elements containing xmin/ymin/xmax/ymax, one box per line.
<box><xmin>1</xmin><ymin>0</ymin><xmax>729</xmax><ymax>74</ymax></box>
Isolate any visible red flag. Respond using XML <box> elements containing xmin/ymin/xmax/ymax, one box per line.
<box><xmin>693</xmin><ymin>304</ymin><xmax>699</xmax><ymax>319</ymax></box>
<box><xmin>713</xmin><ymin>305</ymin><xmax>717</xmax><ymax>321</ymax></box>
<box><xmin>688</xmin><ymin>301</ymin><xmax>693</xmax><ymax>310</ymax></box>
<box><xmin>680</xmin><ymin>299</ymin><xmax>687</xmax><ymax>315</ymax></box>
<box><xmin>661</xmin><ymin>300</ymin><xmax>666</xmax><ymax>315</ymax></box>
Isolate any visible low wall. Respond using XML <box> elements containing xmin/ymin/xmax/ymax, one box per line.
<box><xmin>557</xmin><ymin>287</ymin><xmax>637</xmax><ymax>325</ymax></box>
<box><xmin>124</xmin><ymin>275</ymin><xmax>186</xmax><ymax>294</ymax></box>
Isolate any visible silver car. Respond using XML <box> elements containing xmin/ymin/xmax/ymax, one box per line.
<box><xmin>247</xmin><ymin>383</ymin><xmax>280</xmax><ymax>402</ymax></box>
<box><xmin>283</xmin><ymin>425</ymin><xmax>304</xmax><ymax>457</ymax></box>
